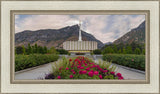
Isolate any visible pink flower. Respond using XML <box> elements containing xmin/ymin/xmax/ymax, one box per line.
<box><xmin>98</xmin><ymin>68</ymin><xmax>103</xmax><ymax>72</ymax></box>
<box><xmin>103</xmin><ymin>70</ymin><xmax>108</xmax><ymax>73</ymax></box>
<box><xmin>77</xmin><ymin>65</ymin><xmax>81</xmax><ymax>68</ymax></box>
<box><xmin>69</xmin><ymin>59</ymin><xmax>72</xmax><ymax>62</ymax></box>
<box><xmin>88</xmin><ymin>71</ymin><xmax>94</xmax><ymax>77</ymax></box>
<box><xmin>69</xmin><ymin>75</ymin><xmax>73</xmax><ymax>78</ymax></box>
<box><xmin>73</xmin><ymin>71</ymin><xmax>76</xmax><ymax>74</ymax></box>
<box><xmin>94</xmin><ymin>71</ymin><xmax>99</xmax><ymax>75</ymax></box>
<box><xmin>82</xmin><ymin>70</ymin><xmax>87</xmax><ymax>74</ymax></box>
<box><xmin>86</xmin><ymin>67</ymin><xmax>90</xmax><ymax>71</ymax></box>
<box><xmin>57</xmin><ymin>76</ymin><xmax>61</xmax><ymax>79</ymax></box>
<box><xmin>80</xmin><ymin>67</ymin><xmax>84</xmax><ymax>69</ymax></box>
<box><xmin>132</xmin><ymin>59</ymin><xmax>134</xmax><ymax>61</ymax></box>
<box><xmin>59</xmin><ymin>68</ymin><xmax>62</xmax><ymax>70</ymax></box>
<box><xmin>110</xmin><ymin>71</ymin><xmax>115</xmax><ymax>75</ymax></box>
<box><xmin>66</xmin><ymin>67</ymin><xmax>69</xmax><ymax>70</ymax></box>
<box><xmin>99</xmin><ymin>75</ymin><xmax>103</xmax><ymax>79</ymax></box>
<box><xmin>79</xmin><ymin>70</ymin><xmax>83</xmax><ymax>74</ymax></box>
<box><xmin>116</xmin><ymin>73</ymin><xmax>122</xmax><ymax>77</ymax></box>
<box><xmin>118</xmin><ymin>76</ymin><xmax>124</xmax><ymax>80</ymax></box>
<box><xmin>71</xmin><ymin>69</ymin><xmax>74</xmax><ymax>72</ymax></box>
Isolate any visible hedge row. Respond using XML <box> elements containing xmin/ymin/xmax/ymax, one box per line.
<box><xmin>102</xmin><ymin>54</ymin><xmax>145</xmax><ymax>71</ymax></box>
<box><xmin>15</xmin><ymin>54</ymin><xmax>59</xmax><ymax>71</ymax></box>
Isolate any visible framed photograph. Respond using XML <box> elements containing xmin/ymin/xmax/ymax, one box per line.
<box><xmin>1</xmin><ymin>0</ymin><xmax>159</xmax><ymax>94</ymax></box>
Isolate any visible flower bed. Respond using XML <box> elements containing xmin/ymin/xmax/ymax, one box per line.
<box><xmin>45</xmin><ymin>56</ymin><xmax>124</xmax><ymax>79</ymax></box>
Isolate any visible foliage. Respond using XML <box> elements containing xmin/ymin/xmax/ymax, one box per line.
<box><xmin>134</xmin><ymin>48</ymin><xmax>141</xmax><ymax>55</ymax></box>
<box><xmin>56</xmin><ymin>49</ymin><xmax>68</xmax><ymax>54</ymax></box>
<box><xmin>101</xmin><ymin>42</ymin><xmax>145</xmax><ymax>55</ymax></box>
<box><xmin>102</xmin><ymin>54</ymin><xmax>145</xmax><ymax>71</ymax></box>
<box><xmin>15</xmin><ymin>54</ymin><xmax>59</xmax><ymax>71</ymax></box>
<box><xmin>45</xmin><ymin>56</ymin><xmax>124</xmax><ymax>80</ymax></box>
<box><xmin>93</xmin><ymin>49</ymin><xmax>102</xmax><ymax>54</ymax></box>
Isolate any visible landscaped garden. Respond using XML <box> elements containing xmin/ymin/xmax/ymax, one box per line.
<box><xmin>45</xmin><ymin>56</ymin><xmax>124</xmax><ymax>79</ymax></box>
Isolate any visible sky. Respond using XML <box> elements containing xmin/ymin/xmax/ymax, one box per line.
<box><xmin>15</xmin><ymin>15</ymin><xmax>145</xmax><ymax>43</ymax></box>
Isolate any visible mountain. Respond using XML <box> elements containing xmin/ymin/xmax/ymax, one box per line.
<box><xmin>113</xmin><ymin>21</ymin><xmax>145</xmax><ymax>44</ymax></box>
<box><xmin>15</xmin><ymin>25</ymin><xmax>104</xmax><ymax>49</ymax></box>
<box><xmin>104</xmin><ymin>42</ymin><xmax>112</xmax><ymax>45</ymax></box>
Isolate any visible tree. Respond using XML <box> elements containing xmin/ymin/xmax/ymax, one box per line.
<box><xmin>93</xmin><ymin>49</ymin><xmax>102</xmax><ymax>54</ymax></box>
<box><xmin>43</xmin><ymin>46</ymin><xmax>48</xmax><ymax>54</ymax></box>
<box><xmin>22</xmin><ymin>45</ymin><xmax>26</xmax><ymax>55</ymax></box>
<box><xmin>113</xmin><ymin>45</ymin><xmax>118</xmax><ymax>53</ymax></box>
<box><xmin>122</xmin><ymin>47</ymin><xmax>126</xmax><ymax>54</ymax></box>
<box><xmin>49</xmin><ymin>47</ymin><xmax>57</xmax><ymax>54</ymax></box>
<box><xmin>15</xmin><ymin>46</ymin><xmax>23</xmax><ymax>54</ymax></box>
<box><xmin>126</xmin><ymin>46</ymin><xmax>132</xmax><ymax>54</ymax></box>
<box><xmin>142</xmin><ymin>49</ymin><xmax>145</xmax><ymax>55</ymax></box>
<box><xmin>27</xmin><ymin>43</ymin><xmax>32</xmax><ymax>55</ymax></box>
<box><xmin>102</xmin><ymin>47</ymin><xmax>114</xmax><ymax>54</ymax></box>
<box><xmin>34</xmin><ymin>43</ymin><xmax>38</xmax><ymax>53</ymax></box>
<box><xmin>118</xmin><ymin>49</ymin><xmax>122</xmax><ymax>54</ymax></box>
<box><xmin>134</xmin><ymin>48</ymin><xmax>141</xmax><ymax>54</ymax></box>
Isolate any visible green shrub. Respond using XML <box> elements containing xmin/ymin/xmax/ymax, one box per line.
<box><xmin>102</xmin><ymin>54</ymin><xmax>145</xmax><ymax>71</ymax></box>
<box><xmin>15</xmin><ymin>54</ymin><xmax>59</xmax><ymax>71</ymax></box>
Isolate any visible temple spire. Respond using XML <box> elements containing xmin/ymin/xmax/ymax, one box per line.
<box><xmin>78</xmin><ymin>20</ymin><xmax>82</xmax><ymax>41</ymax></box>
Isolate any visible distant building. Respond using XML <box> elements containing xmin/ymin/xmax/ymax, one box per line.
<box><xmin>63</xmin><ymin>21</ymin><xmax>97</xmax><ymax>54</ymax></box>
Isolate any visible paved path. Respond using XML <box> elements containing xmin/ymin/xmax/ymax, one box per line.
<box><xmin>15</xmin><ymin>55</ymin><xmax>145</xmax><ymax>80</ymax></box>
<box><xmin>15</xmin><ymin>62</ymin><xmax>56</xmax><ymax>80</ymax></box>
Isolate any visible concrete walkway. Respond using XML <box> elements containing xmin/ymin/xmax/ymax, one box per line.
<box><xmin>15</xmin><ymin>55</ymin><xmax>145</xmax><ymax>80</ymax></box>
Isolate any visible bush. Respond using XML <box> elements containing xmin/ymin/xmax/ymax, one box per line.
<box><xmin>93</xmin><ymin>49</ymin><xmax>102</xmax><ymax>54</ymax></box>
<box><xmin>102</xmin><ymin>54</ymin><xmax>145</xmax><ymax>71</ymax></box>
<box><xmin>45</xmin><ymin>56</ymin><xmax>124</xmax><ymax>80</ymax></box>
<box><xmin>15</xmin><ymin>54</ymin><xmax>59</xmax><ymax>71</ymax></box>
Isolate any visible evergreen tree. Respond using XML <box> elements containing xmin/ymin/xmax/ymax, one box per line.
<box><xmin>35</xmin><ymin>43</ymin><xmax>38</xmax><ymax>53</ymax></box>
<box><xmin>126</xmin><ymin>46</ymin><xmax>132</xmax><ymax>54</ymax></box>
<box><xmin>118</xmin><ymin>49</ymin><xmax>122</xmax><ymax>54</ymax></box>
<box><xmin>134</xmin><ymin>48</ymin><xmax>141</xmax><ymax>54</ymax></box>
<box><xmin>142</xmin><ymin>49</ymin><xmax>145</xmax><ymax>55</ymax></box>
<box><xmin>49</xmin><ymin>47</ymin><xmax>57</xmax><ymax>54</ymax></box>
<box><xmin>122</xmin><ymin>47</ymin><xmax>126</xmax><ymax>54</ymax></box>
<box><xmin>16</xmin><ymin>46</ymin><xmax>23</xmax><ymax>54</ymax></box>
<box><xmin>102</xmin><ymin>47</ymin><xmax>114</xmax><ymax>54</ymax></box>
<box><xmin>22</xmin><ymin>45</ymin><xmax>26</xmax><ymax>55</ymax></box>
<box><xmin>113</xmin><ymin>45</ymin><xmax>118</xmax><ymax>53</ymax></box>
<box><xmin>27</xmin><ymin>43</ymin><xmax>32</xmax><ymax>54</ymax></box>
<box><xmin>44</xmin><ymin>46</ymin><xmax>48</xmax><ymax>54</ymax></box>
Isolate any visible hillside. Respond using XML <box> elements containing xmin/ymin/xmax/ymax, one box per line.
<box><xmin>15</xmin><ymin>25</ymin><xmax>104</xmax><ymax>49</ymax></box>
<box><xmin>113</xmin><ymin>21</ymin><xmax>145</xmax><ymax>44</ymax></box>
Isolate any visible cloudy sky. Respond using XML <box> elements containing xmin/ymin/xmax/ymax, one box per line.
<box><xmin>15</xmin><ymin>15</ymin><xmax>145</xmax><ymax>43</ymax></box>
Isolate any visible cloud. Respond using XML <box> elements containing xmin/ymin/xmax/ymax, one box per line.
<box><xmin>15</xmin><ymin>15</ymin><xmax>145</xmax><ymax>43</ymax></box>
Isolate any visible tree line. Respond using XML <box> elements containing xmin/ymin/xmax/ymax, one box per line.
<box><xmin>15</xmin><ymin>43</ymin><xmax>69</xmax><ymax>55</ymax></box>
<box><xmin>93</xmin><ymin>42</ymin><xmax>145</xmax><ymax>55</ymax></box>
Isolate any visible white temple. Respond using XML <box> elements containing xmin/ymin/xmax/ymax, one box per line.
<box><xmin>63</xmin><ymin>21</ymin><xmax>97</xmax><ymax>54</ymax></box>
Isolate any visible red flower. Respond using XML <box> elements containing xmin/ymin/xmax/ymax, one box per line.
<box><xmin>71</xmin><ymin>69</ymin><xmax>74</xmax><ymax>72</ymax></box>
<box><xmin>103</xmin><ymin>70</ymin><xmax>108</xmax><ymax>73</ymax></box>
<box><xmin>88</xmin><ymin>71</ymin><xmax>94</xmax><ymax>77</ymax></box>
<box><xmin>79</xmin><ymin>70</ymin><xmax>83</xmax><ymax>74</ymax></box>
<box><xmin>66</xmin><ymin>67</ymin><xmax>69</xmax><ymax>70</ymax></box>
<box><xmin>69</xmin><ymin>59</ymin><xmax>72</xmax><ymax>62</ymax></box>
<box><xmin>69</xmin><ymin>75</ymin><xmax>73</xmax><ymax>78</ymax></box>
<box><xmin>57</xmin><ymin>76</ymin><xmax>61</xmax><ymax>79</ymax></box>
<box><xmin>99</xmin><ymin>75</ymin><xmax>103</xmax><ymax>79</ymax></box>
<box><xmin>94</xmin><ymin>71</ymin><xmax>99</xmax><ymax>75</ymax></box>
<box><xmin>73</xmin><ymin>71</ymin><xmax>76</xmax><ymax>74</ymax></box>
<box><xmin>80</xmin><ymin>67</ymin><xmax>84</xmax><ymax>69</ymax></box>
<box><xmin>118</xmin><ymin>76</ymin><xmax>123</xmax><ymax>80</ymax></box>
<box><xmin>116</xmin><ymin>73</ymin><xmax>122</xmax><ymax>77</ymax></box>
<box><xmin>86</xmin><ymin>67</ymin><xmax>90</xmax><ymax>71</ymax></box>
<box><xmin>59</xmin><ymin>68</ymin><xmax>62</xmax><ymax>70</ymax></box>
<box><xmin>110</xmin><ymin>71</ymin><xmax>115</xmax><ymax>75</ymax></box>
<box><xmin>82</xmin><ymin>70</ymin><xmax>87</xmax><ymax>74</ymax></box>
